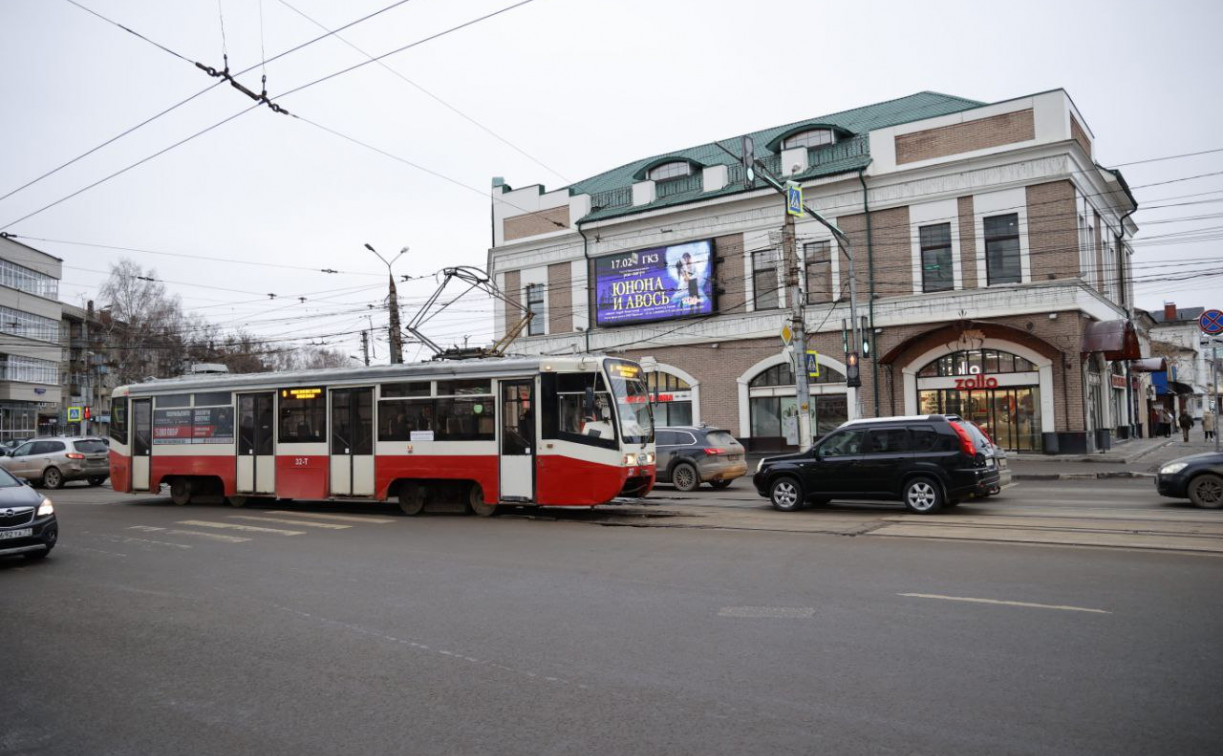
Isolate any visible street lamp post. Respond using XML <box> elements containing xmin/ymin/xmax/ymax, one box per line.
<box><xmin>364</xmin><ymin>243</ymin><xmax>407</xmax><ymax>364</ymax></box>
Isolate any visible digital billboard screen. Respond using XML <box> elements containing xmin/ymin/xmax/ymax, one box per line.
<box><xmin>594</xmin><ymin>240</ymin><xmax>715</xmax><ymax>326</ymax></box>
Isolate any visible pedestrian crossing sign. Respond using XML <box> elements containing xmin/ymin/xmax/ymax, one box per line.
<box><xmin>786</xmin><ymin>181</ymin><xmax>804</xmax><ymax>217</ymax></box>
<box><xmin>67</xmin><ymin>406</ymin><xmax>82</xmax><ymax>422</ymax></box>
<box><xmin>806</xmin><ymin>350</ymin><xmax>819</xmax><ymax>378</ymax></box>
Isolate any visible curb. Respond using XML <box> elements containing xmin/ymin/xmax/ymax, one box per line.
<box><xmin>1014</xmin><ymin>471</ymin><xmax>1155</xmax><ymax>481</ymax></box>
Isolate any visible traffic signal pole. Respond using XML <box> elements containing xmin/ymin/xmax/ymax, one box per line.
<box><xmin>782</xmin><ymin>208</ymin><xmax>812</xmax><ymax>448</ymax></box>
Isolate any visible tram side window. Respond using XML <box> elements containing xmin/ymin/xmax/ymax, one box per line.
<box><xmin>280</xmin><ymin>393</ymin><xmax>326</xmax><ymax>443</ymax></box>
<box><xmin>110</xmin><ymin>398</ymin><xmax>128</xmax><ymax>445</ymax></box>
<box><xmin>382</xmin><ymin>382</ymin><xmax>430</xmax><ymax>398</ymax></box>
<box><xmin>435</xmin><ymin>398</ymin><xmax>494</xmax><ymax>441</ymax></box>
<box><xmin>550</xmin><ymin>373</ymin><xmax>616</xmax><ymax>448</ymax></box>
<box><xmin>378</xmin><ymin>398</ymin><xmax>434</xmax><ymax>441</ymax></box>
<box><xmin>158</xmin><ymin>394</ymin><xmax>191</xmax><ymax>408</ymax></box>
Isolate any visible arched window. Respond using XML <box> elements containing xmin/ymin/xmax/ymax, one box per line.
<box><xmin>747</xmin><ymin>359</ymin><xmax>847</xmax><ymax>448</ymax></box>
<box><xmin>917</xmin><ymin>349</ymin><xmax>1036</xmax><ymax>377</ymax></box>
<box><xmin>646</xmin><ymin>370</ymin><xmax>693</xmax><ymax>426</ymax></box>
<box><xmin>647</xmin><ymin>161</ymin><xmax>692</xmax><ymax>182</ymax></box>
<box><xmin>782</xmin><ymin>129</ymin><xmax>835</xmax><ymax>150</ymax></box>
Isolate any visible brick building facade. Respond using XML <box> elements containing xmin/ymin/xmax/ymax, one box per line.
<box><xmin>488</xmin><ymin>90</ymin><xmax>1144</xmax><ymax>453</ymax></box>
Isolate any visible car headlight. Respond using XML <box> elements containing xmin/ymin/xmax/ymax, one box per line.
<box><xmin>755</xmin><ymin>458</ymin><xmax>764</xmax><ymax>473</ymax></box>
<box><xmin>37</xmin><ymin>497</ymin><xmax>54</xmax><ymax>516</ymax></box>
<box><xmin>1160</xmin><ymin>462</ymin><xmax>1189</xmax><ymax>475</ymax></box>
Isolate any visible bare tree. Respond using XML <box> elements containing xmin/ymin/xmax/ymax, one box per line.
<box><xmin>98</xmin><ymin>260</ymin><xmax>188</xmax><ymax>384</ymax></box>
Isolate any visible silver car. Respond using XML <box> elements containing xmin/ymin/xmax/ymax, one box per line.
<box><xmin>0</xmin><ymin>436</ymin><xmax>110</xmax><ymax>489</ymax></box>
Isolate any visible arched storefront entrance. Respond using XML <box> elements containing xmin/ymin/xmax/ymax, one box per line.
<box><xmin>737</xmin><ymin>352</ymin><xmax>855</xmax><ymax>451</ymax></box>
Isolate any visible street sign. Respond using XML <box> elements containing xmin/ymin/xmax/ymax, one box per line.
<box><xmin>785</xmin><ymin>181</ymin><xmax>803</xmax><ymax>217</ymax></box>
<box><xmin>805</xmin><ymin>350</ymin><xmax>820</xmax><ymax>379</ymax></box>
<box><xmin>780</xmin><ymin>323</ymin><xmax>793</xmax><ymax>346</ymax></box>
<box><xmin>1199</xmin><ymin>309</ymin><xmax>1223</xmax><ymax>335</ymax></box>
<box><xmin>67</xmin><ymin>406</ymin><xmax>82</xmax><ymax>423</ymax></box>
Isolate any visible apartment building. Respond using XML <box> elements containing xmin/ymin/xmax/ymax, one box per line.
<box><xmin>0</xmin><ymin>235</ymin><xmax>64</xmax><ymax>441</ymax></box>
<box><xmin>488</xmin><ymin>90</ymin><xmax>1143</xmax><ymax>453</ymax></box>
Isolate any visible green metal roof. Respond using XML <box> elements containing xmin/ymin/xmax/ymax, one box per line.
<box><xmin>568</xmin><ymin>91</ymin><xmax>984</xmax><ymax>223</ymax></box>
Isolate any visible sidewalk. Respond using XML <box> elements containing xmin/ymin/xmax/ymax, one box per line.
<box><xmin>1010</xmin><ymin>433</ymin><xmax>1220</xmax><ymax>480</ymax></box>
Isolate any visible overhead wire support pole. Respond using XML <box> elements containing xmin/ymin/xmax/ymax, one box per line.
<box><xmin>364</xmin><ymin>243</ymin><xmax>407</xmax><ymax>364</ymax></box>
<box><xmin>713</xmin><ymin>140</ymin><xmax>865</xmax><ymax>416</ymax></box>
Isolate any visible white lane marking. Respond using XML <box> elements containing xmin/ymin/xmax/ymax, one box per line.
<box><xmin>229</xmin><ymin>516</ymin><xmax>350</xmax><ymax>530</ymax></box>
<box><xmin>718</xmin><ymin>607</ymin><xmax>815</xmax><ymax>618</ymax></box>
<box><xmin>899</xmin><ymin>593</ymin><xmax>1110</xmax><ymax>614</ymax></box>
<box><xmin>130</xmin><ymin>525</ymin><xmax>250</xmax><ymax>543</ymax></box>
<box><xmin>177</xmin><ymin>520</ymin><xmax>304</xmax><ymax>536</ymax></box>
<box><xmin>267</xmin><ymin>510</ymin><xmax>396</xmax><ymax>524</ymax></box>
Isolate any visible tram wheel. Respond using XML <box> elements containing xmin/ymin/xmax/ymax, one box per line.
<box><xmin>226</xmin><ymin>495</ymin><xmax>248</xmax><ymax>508</ymax></box>
<box><xmin>398</xmin><ymin>485</ymin><xmax>426</xmax><ymax>516</ymax></box>
<box><xmin>170</xmin><ymin>478</ymin><xmax>193</xmax><ymax>506</ymax></box>
<box><xmin>467</xmin><ymin>484</ymin><xmax>498</xmax><ymax>517</ymax></box>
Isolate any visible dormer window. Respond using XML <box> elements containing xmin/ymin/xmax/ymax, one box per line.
<box><xmin>647</xmin><ymin>161</ymin><xmax>693</xmax><ymax>182</ymax></box>
<box><xmin>783</xmin><ymin>129</ymin><xmax>835</xmax><ymax>149</ymax></box>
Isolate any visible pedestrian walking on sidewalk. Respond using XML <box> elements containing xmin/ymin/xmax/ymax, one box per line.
<box><xmin>1204</xmin><ymin>409</ymin><xmax>1216</xmax><ymax>441</ymax></box>
<box><xmin>1160</xmin><ymin>407</ymin><xmax>1173</xmax><ymax>437</ymax></box>
<box><xmin>1178</xmin><ymin>410</ymin><xmax>1193</xmax><ymax>442</ymax></box>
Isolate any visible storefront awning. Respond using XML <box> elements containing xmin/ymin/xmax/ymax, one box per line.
<box><xmin>1169</xmin><ymin>381</ymin><xmax>1195</xmax><ymax>395</ymax></box>
<box><xmin>1081</xmin><ymin>320</ymin><xmax>1141</xmax><ymax>360</ymax></box>
<box><xmin>1129</xmin><ymin>357</ymin><xmax>1167</xmax><ymax>373</ymax></box>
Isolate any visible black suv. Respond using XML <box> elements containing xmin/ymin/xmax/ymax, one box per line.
<box><xmin>0</xmin><ymin>465</ymin><xmax>58</xmax><ymax>561</ymax></box>
<box><xmin>752</xmin><ymin>414</ymin><xmax>1000</xmax><ymax>514</ymax></box>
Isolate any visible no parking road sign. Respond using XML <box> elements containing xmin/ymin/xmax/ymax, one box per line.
<box><xmin>1200</xmin><ymin>309</ymin><xmax>1223</xmax><ymax>335</ymax></box>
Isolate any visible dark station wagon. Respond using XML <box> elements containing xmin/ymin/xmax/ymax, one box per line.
<box><xmin>752</xmin><ymin>414</ymin><xmax>1000</xmax><ymax>514</ymax></box>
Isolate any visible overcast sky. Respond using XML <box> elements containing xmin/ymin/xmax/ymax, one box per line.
<box><xmin>2</xmin><ymin>0</ymin><xmax>1221</xmax><ymax>363</ymax></box>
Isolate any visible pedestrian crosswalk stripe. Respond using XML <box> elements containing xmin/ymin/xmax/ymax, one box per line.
<box><xmin>128</xmin><ymin>525</ymin><xmax>249</xmax><ymax>543</ymax></box>
<box><xmin>177</xmin><ymin>520</ymin><xmax>304</xmax><ymax>536</ymax></box>
<box><xmin>229</xmin><ymin>515</ymin><xmax>351</xmax><ymax>530</ymax></box>
<box><xmin>267</xmin><ymin>510</ymin><xmax>396</xmax><ymax>524</ymax></box>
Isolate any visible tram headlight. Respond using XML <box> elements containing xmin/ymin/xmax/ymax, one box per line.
<box><xmin>645</xmin><ymin>452</ymin><xmax>655</xmax><ymax>465</ymax></box>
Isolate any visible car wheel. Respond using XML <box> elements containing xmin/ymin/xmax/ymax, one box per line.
<box><xmin>708</xmin><ymin>479</ymin><xmax>733</xmax><ymax>490</ymax></box>
<box><xmin>42</xmin><ymin>467</ymin><xmax>64</xmax><ymax>490</ymax></box>
<box><xmin>769</xmin><ymin>476</ymin><xmax>804</xmax><ymax>512</ymax></box>
<box><xmin>671</xmin><ymin>462</ymin><xmax>699</xmax><ymax>492</ymax></box>
<box><xmin>467</xmin><ymin>484</ymin><xmax>498</xmax><ymax>517</ymax></box>
<box><xmin>903</xmin><ymin>476</ymin><xmax>944</xmax><ymax>514</ymax></box>
<box><xmin>1187</xmin><ymin>473</ymin><xmax>1223</xmax><ymax>509</ymax></box>
<box><xmin>88</xmin><ymin>476</ymin><xmax>107</xmax><ymax>487</ymax></box>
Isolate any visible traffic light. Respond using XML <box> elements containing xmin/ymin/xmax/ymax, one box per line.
<box><xmin>861</xmin><ymin>315</ymin><xmax>871</xmax><ymax>359</ymax></box>
<box><xmin>84</xmin><ymin>406</ymin><xmax>91</xmax><ymax>420</ymax></box>
<box><xmin>846</xmin><ymin>352</ymin><xmax>862</xmax><ymax>388</ymax></box>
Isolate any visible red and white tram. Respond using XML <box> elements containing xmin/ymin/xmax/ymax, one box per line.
<box><xmin>107</xmin><ymin>355</ymin><xmax>656</xmax><ymax>515</ymax></box>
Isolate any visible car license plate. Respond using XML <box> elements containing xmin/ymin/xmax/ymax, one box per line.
<box><xmin>0</xmin><ymin>528</ymin><xmax>33</xmax><ymax>540</ymax></box>
<box><xmin>986</xmin><ymin>458</ymin><xmax>996</xmax><ymax>469</ymax></box>
<box><xmin>728</xmin><ymin>455</ymin><xmax>741</xmax><ymax>461</ymax></box>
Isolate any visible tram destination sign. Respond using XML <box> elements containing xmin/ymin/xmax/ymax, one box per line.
<box><xmin>594</xmin><ymin>240</ymin><xmax>715</xmax><ymax>326</ymax></box>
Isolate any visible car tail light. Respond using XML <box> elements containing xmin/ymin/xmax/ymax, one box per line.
<box><xmin>703</xmin><ymin>448</ymin><xmax>724</xmax><ymax>455</ymax></box>
<box><xmin>65</xmin><ymin>452</ymin><xmax>86</xmax><ymax>460</ymax></box>
<box><xmin>949</xmin><ymin>422</ymin><xmax>976</xmax><ymax>458</ymax></box>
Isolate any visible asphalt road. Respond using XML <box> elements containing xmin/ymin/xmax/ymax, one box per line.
<box><xmin>3</xmin><ymin>483</ymin><xmax>1221</xmax><ymax>755</ymax></box>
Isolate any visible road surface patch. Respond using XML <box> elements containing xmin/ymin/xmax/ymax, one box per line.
<box><xmin>717</xmin><ymin>606</ymin><xmax>815</xmax><ymax>618</ymax></box>
<box><xmin>899</xmin><ymin>593</ymin><xmax>1109</xmax><ymax>614</ymax></box>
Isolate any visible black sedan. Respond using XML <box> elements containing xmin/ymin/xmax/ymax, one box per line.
<box><xmin>0</xmin><ymin>466</ymin><xmax>58</xmax><ymax>561</ymax></box>
<box><xmin>1155</xmin><ymin>452</ymin><xmax>1223</xmax><ymax>508</ymax></box>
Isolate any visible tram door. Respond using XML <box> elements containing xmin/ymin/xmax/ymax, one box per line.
<box><xmin>131</xmin><ymin>398</ymin><xmax>152</xmax><ymax>490</ymax></box>
<box><xmin>237</xmin><ymin>393</ymin><xmax>276</xmax><ymax>495</ymax></box>
<box><xmin>329</xmin><ymin>387</ymin><xmax>374</xmax><ymax>496</ymax></box>
<box><xmin>499</xmin><ymin>380</ymin><xmax>534</xmax><ymax>500</ymax></box>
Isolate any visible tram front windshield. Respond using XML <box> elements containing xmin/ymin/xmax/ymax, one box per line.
<box><xmin>605</xmin><ymin>359</ymin><xmax>654</xmax><ymax>444</ymax></box>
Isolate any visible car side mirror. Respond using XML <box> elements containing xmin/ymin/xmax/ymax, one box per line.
<box><xmin>18</xmin><ymin>477</ymin><xmax>31</xmax><ymax>486</ymax></box>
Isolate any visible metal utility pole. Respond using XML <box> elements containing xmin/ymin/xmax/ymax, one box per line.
<box><xmin>782</xmin><ymin>197</ymin><xmax>812</xmax><ymax>448</ymax></box>
<box><xmin>364</xmin><ymin>243</ymin><xmax>407</xmax><ymax>364</ymax></box>
<box><xmin>360</xmin><ymin>330</ymin><xmax>370</xmax><ymax>367</ymax></box>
